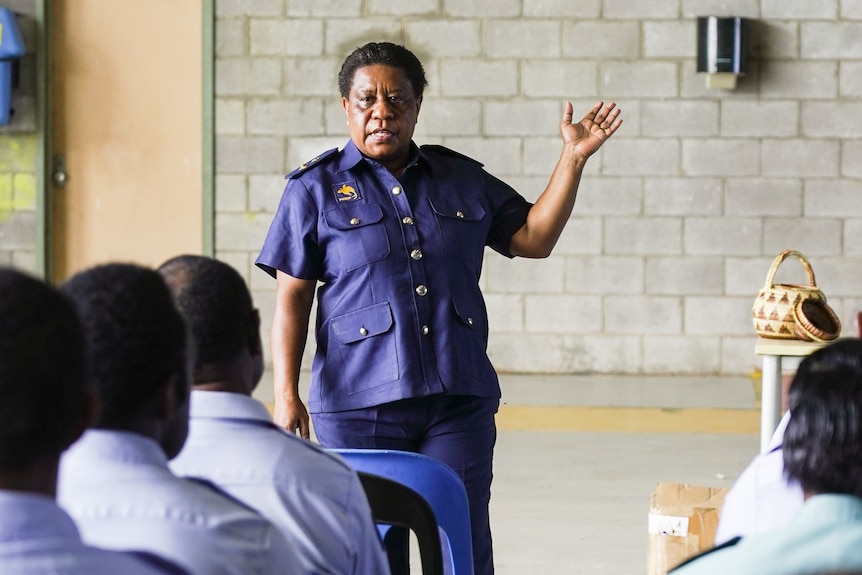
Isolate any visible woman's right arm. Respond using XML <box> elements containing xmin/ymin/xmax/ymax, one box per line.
<box><xmin>271</xmin><ymin>270</ymin><xmax>316</xmax><ymax>438</ymax></box>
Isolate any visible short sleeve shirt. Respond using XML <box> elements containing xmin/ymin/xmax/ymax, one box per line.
<box><xmin>257</xmin><ymin>140</ymin><xmax>532</xmax><ymax>413</ymax></box>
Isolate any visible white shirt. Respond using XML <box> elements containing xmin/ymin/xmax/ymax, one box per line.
<box><xmin>715</xmin><ymin>411</ymin><xmax>805</xmax><ymax>544</ymax></box>
<box><xmin>0</xmin><ymin>490</ymin><xmax>184</xmax><ymax>574</ymax></box>
<box><xmin>170</xmin><ymin>391</ymin><xmax>390</xmax><ymax>575</ymax></box>
<box><xmin>58</xmin><ymin>429</ymin><xmax>305</xmax><ymax>575</ymax></box>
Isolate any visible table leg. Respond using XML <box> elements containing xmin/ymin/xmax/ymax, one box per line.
<box><xmin>761</xmin><ymin>355</ymin><xmax>783</xmax><ymax>453</ymax></box>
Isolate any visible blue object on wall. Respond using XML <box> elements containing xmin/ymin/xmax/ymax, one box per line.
<box><xmin>0</xmin><ymin>7</ymin><xmax>26</xmax><ymax>126</ymax></box>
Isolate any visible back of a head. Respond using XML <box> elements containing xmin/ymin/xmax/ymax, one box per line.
<box><xmin>784</xmin><ymin>339</ymin><xmax>862</xmax><ymax>497</ymax></box>
<box><xmin>0</xmin><ymin>268</ymin><xmax>87</xmax><ymax>469</ymax></box>
<box><xmin>158</xmin><ymin>255</ymin><xmax>255</xmax><ymax>372</ymax></box>
<box><xmin>60</xmin><ymin>263</ymin><xmax>189</xmax><ymax>430</ymax></box>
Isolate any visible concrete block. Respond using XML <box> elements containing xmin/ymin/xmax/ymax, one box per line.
<box><xmin>405</xmin><ymin>21</ymin><xmax>481</xmax><ymax>57</ymax></box>
<box><xmin>603</xmin><ymin>139</ymin><xmax>680</xmax><ymax>176</ymax></box>
<box><xmin>286</xmin><ymin>0</ymin><xmax>362</xmax><ymax>17</ymax></box>
<box><xmin>846</xmin><ymin>220</ymin><xmax>862</xmax><ymax>256</ymax></box>
<box><xmin>760</xmin><ymin>61</ymin><xmax>838</xmax><ymax>99</ymax></box>
<box><xmin>438</xmin><ymin>137</ymin><xmax>520</xmax><ymax>176</ymax></box>
<box><xmin>523</xmin><ymin>0</ymin><xmax>600</xmax><ymax>17</ymax></box>
<box><xmin>526</xmin><ymin>294</ymin><xmax>603</xmax><ymax>333</ymax></box>
<box><xmin>600</xmin><ymin>62</ymin><xmax>678</xmax><ymax>99</ymax></box>
<box><xmin>573</xmin><ymin>177</ymin><xmax>643</xmax><ymax>216</ymax></box>
<box><xmin>644</xmin><ymin>178</ymin><xmax>722</xmax><ymax>216</ymax></box>
<box><xmin>368</xmin><ymin>0</ymin><xmax>439</xmax><ymax>16</ymax></box>
<box><xmin>521</xmin><ymin>60</ymin><xmax>599</xmax><ymax>99</ymax></box>
<box><xmin>843</xmin><ymin>0</ymin><xmax>862</xmax><ymax>19</ymax></box>
<box><xmin>216</xmin><ymin>18</ymin><xmax>245</xmax><ymax>57</ymax></box>
<box><xmin>553</xmin><ymin>217</ymin><xmax>603</xmax><ymax>255</ymax></box>
<box><xmin>496</xmin><ymin>175</ymin><xmax>548</xmax><ymax>204</ymax></box>
<box><xmin>248</xmin><ymin>98</ymin><xmax>325</xmax><ymax>136</ymax></box>
<box><xmin>681</xmin><ymin>0</ymin><xmax>760</xmax><ymax>19</ymax></box>
<box><xmin>485</xmin><ymin>293</ymin><xmax>525</xmax><ymax>332</ymax></box>
<box><xmin>283</xmin><ymin>57</ymin><xmax>341</xmax><ymax>96</ymax></box>
<box><xmin>441</xmin><ymin>59</ymin><xmax>518</xmax><ymax>96</ymax></box>
<box><xmin>214</xmin><ymin>212</ymin><xmax>273</xmax><ymax>252</ymax></box>
<box><xmin>442</xmin><ymin>0</ymin><xmax>521</xmax><ymax>17</ymax></box>
<box><xmin>605</xmin><ymin>295</ymin><xmax>682</xmax><ymax>335</ymax></box>
<box><xmin>808</xmin><ymin>258</ymin><xmax>862</xmax><ymax>297</ymax></box>
<box><xmin>642</xmin><ymin>101</ymin><xmax>719</xmax><ymax>137</ymax></box>
<box><xmin>751</xmin><ymin>21</ymin><xmax>799</xmax><ymax>60</ymax></box>
<box><xmin>486</xmin><ymin>101</ymin><xmax>562</xmax><ymax>137</ymax></box>
<box><xmin>683</xmin><ymin>139</ymin><xmax>760</xmax><ymax>176</ymax></box>
<box><xmin>763</xmin><ymin>140</ymin><xmax>839</xmax><ymax>177</ymax></box>
<box><xmin>563</xmin><ymin>21</ymin><xmax>640</xmax><ymax>59</ymax></box>
<box><xmin>217</xmin><ymin>136</ymin><xmax>285</xmax><ymax>173</ymax></box>
<box><xmin>721</xmin><ymin>100</ymin><xmax>799</xmax><ymax>138</ymax></box>
<box><xmin>725</xmin><ymin>257</ymin><xmax>775</xmax><ymax>296</ymax></box>
<box><xmin>566</xmin><ymin>255</ymin><xmax>645</xmax><ymax>294</ymax></box>
<box><xmin>804</xmin><ymin>178</ymin><xmax>862</xmax><ymax>217</ymax></box>
<box><xmin>646</xmin><ymin>256</ymin><xmax>725</xmax><ymax>296</ymax></box>
<box><xmin>763</xmin><ymin>0</ymin><xmax>837</xmax><ymax>18</ymax></box>
<box><xmin>217</xmin><ymin>58</ymin><xmax>283</xmax><ymax>96</ymax></box>
<box><xmin>217</xmin><ymin>250</ymin><xmax>252</xmax><ymax>287</ymax></box>
<box><xmin>488</xmin><ymin>333</ymin><xmax>641</xmax><ymax>374</ymax></box>
<box><xmin>679</xmin><ymin>59</ymin><xmax>762</xmax><ymax>99</ymax></box>
<box><xmin>323</xmin><ymin>19</ymin><xmax>404</xmax><ymax>56</ymax></box>
<box><xmin>684</xmin><ymin>217</ymin><xmax>762</xmax><ymax>256</ymax></box>
<box><xmin>248</xmin><ymin>174</ymin><xmax>285</xmax><ymax>213</ymax></box>
<box><xmin>486</xmin><ymin>20</ymin><xmax>561</xmax><ymax>58</ymax></box>
<box><xmin>286</xmin><ymin>137</ymin><xmax>345</xmax><ymax>172</ymax></box>
<box><xmin>802</xmin><ymin>22</ymin><xmax>862</xmax><ymax>58</ymax></box>
<box><xmin>685</xmin><ymin>296</ymin><xmax>753</xmax><ymax>336</ymax></box>
<box><xmin>605</xmin><ymin>217</ymin><xmax>682</xmax><ymax>255</ymax></box>
<box><xmin>0</xmin><ymin>212</ymin><xmax>35</xmax><ymax>250</ymax></box>
<box><xmin>484</xmin><ymin>255</ymin><xmax>565</xmax><ymax>294</ymax></box>
<box><xmin>416</xmin><ymin>99</ymin><xmax>482</xmax><ymax>136</ymax></box>
<box><xmin>218</xmin><ymin>0</ymin><xmax>283</xmax><ymax>17</ymax></box>
<box><xmin>644</xmin><ymin>21</ymin><xmax>694</xmax><ymax>58</ymax></box>
<box><xmin>803</xmin><ymin>102</ymin><xmax>862</xmax><ymax>138</ymax></box>
<box><xmin>840</xmin><ymin>62</ymin><xmax>862</xmax><ymax>98</ymax></box>
<box><xmin>603</xmin><ymin>0</ymin><xmax>678</xmax><ymax>18</ymax></box>
<box><xmin>643</xmin><ymin>336</ymin><xmax>721</xmax><ymax>374</ymax></box>
<box><xmin>725</xmin><ymin>178</ymin><xmax>803</xmax><ymax>217</ymax></box>
<box><xmin>763</xmin><ymin>218</ymin><xmax>842</xmax><ymax>256</ymax></box>
<box><xmin>250</xmin><ymin>19</ymin><xmax>324</xmax><ymax>56</ymax></box>
<box><xmin>215</xmin><ymin>174</ymin><xmax>247</xmax><ymax>213</ymax></box>
<box><xmin>216</xmin><ymin>99</ymin><xmax>245</xmax><ymax>135</ymax></box>
<box><xmin>721</xmin><ymin>336</ymin><xmax>760</xmax><ymax>375</ymax></box>
<box><xmin>525</xmin><ymin>136</ymin><xmax>601</xmax><ymax>177</ymax></box>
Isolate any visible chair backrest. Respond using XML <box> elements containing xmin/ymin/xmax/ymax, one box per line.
<box><xmin>330</xmin><ymin>448</ymin><xmax>474</xmax><ymax>575</ymax></box>
<box><xmin>357</xmin><ymin>471</ymin><xmax>443</xmax><ymax>575</ymax></box>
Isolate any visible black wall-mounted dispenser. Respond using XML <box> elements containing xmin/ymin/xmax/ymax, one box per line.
<box><xmin>696</xmin><ymin>16</ymin><xmax>748</xmax><ymax>90</ymax></box>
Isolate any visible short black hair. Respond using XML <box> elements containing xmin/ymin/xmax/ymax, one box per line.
<box><xmin>0</xmin><ymin>267</ymin><xmax>87</xmax><ymax>469</ymax></box>
<box><xmin>60</xmin><ymin>263</ymin><xmax>189</xmax><ymax>429</ymax></box>
<box><xmin>158</xmin><ymin>255</ymin><xmax>255</xmax><ymax>370</ymax></box>
<box><xmin>784</xmin><ymin>339</ymin><xmax>862</xmax><ymax>497</ymax></box>
<box><xmin>338</xmin><ymin>42</ymin><xmax>428</xmax><ymax>99</ymax></box>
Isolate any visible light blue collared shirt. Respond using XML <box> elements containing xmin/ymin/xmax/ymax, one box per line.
<box><xmin>58</xmin><ymin>429</ymin><xmax>305</xmax><ymax>575</ymax></box>
<box><xmin>170</xmin><ymin>390</ymin><xmax>390</xmax><ymax>575</ymax></box>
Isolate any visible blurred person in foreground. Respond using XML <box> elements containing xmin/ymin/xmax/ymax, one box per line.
<box><xmin>0</xmin><ymin>267</ymin><xmax>186</xmax><ymax>574</ymax></box>
<box><xmin>57</xmin><ymin>263</ymin><xmax>304</xmax><ymax>575</ymax></box>
<box><xmin>161</xmin><ymin>254</ymin><xmax>390</xmax><ymax>575</ymax></box>
<box><xmin>672</xmin><ymin>338</ymin><xmax>862</xmax><ymax>575</ymax></box>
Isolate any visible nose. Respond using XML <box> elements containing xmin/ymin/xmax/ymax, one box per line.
<box><xmin>372</xmin><ymin>98</ymin><xmax>395</xmax><ymax>119</ymax></box>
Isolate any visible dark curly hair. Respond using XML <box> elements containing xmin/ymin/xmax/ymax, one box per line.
<box><xmin>0</xmin><ymin>267</ymin><xmax>87</xmax><ymax>469</ymax></box>
<box><xmin>783</xmin><ymin>339</ymin><xmax>862</xmax><ymax>497</ymax></box>
<box><xmin>158</xmin><ymin>255</ymin><xmax>256</xmax><ymax>370</ymax></box>
<box><xmin>338</xmin><ymin>42</ymin><xmax>427</xmax><ymax>99</ymax></box>
<box><xmin>60</xmin><ymin>263</ymin><xmax>190</xmax><ymax>430</ymax></box>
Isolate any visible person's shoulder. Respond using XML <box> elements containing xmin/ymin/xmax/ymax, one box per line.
<box><xmin>420</xmin><ymin>144</ymin><xmax>484</xmax><ymax>167</ymax></box>
<box><xmin>272</xmin><ymin>430</ymin><xmax>357</xmax><ymax>474</ymax></box>
<box><xmin>285</xmin><ymin>147</ymin><xmax>339</xmax><ymax>179</ymax></box>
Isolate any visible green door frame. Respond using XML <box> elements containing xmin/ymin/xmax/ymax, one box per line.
<box><xmin>35</xmin><ymin>0</ymin><xmax>215</xmax><ymax>280</ymax></box>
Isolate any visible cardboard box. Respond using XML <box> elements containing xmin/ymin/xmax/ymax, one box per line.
<box><xmin>646</xmin><ymin>482</ymin><xmax>728</xmax><ymax>575</ymax></box>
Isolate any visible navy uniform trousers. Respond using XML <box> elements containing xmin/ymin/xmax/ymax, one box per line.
<box><xmin>313</xmin><ymin>394</ymin><xmax>499</xmax><ymax>575</ymax></box>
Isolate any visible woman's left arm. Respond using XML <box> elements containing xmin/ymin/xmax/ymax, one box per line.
<box><xmin>509</xmin><ymin>101</ymin><xmax>622</xmax><ymax>258</ymax></box>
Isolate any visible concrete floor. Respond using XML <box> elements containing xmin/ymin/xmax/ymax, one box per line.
<box><xmin>256</xmin><ymin>372</ymin><xmax>764</xmax><ymax>575</ymax></box>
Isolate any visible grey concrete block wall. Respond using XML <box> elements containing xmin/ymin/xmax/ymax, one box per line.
<box><xmin>215</xmin><ymin>0</ymin><xmax>862</xmax><ymax>376</ymax></box>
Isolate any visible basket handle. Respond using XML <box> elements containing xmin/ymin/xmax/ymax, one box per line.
<box><xmin>762</xmin><ymin>249</ymin><xmax>818</xmax><ymax>290</ymax></box>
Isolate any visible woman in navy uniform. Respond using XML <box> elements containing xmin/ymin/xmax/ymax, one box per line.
<box><xmin>257</xmin><ymin>42</ymin><xmax>622</xmax><ymax>575</ymax></box>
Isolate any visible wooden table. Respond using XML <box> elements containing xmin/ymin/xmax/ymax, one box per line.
<box><xmin>754</xmin><ymin>338</ymin><xmax>828</xmax><ymax>453</ymax></box>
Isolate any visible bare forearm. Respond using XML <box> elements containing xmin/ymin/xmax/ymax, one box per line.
<box><xmin>271</xmin><ymin>274</ymin><xmax>315</xmax><ymax>404</ymax></box>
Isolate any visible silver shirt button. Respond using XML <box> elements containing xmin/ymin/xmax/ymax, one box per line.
<box><xmin>350</xmin><ymin>217</ymin><xmax>360</xmax><ymax>225</ymax></box>
<box><xmin>415</xmin><ymin>285</ymin><xmax>428</xmax><ymax>296</ymax></box>
<box><xmin>467</xmin><ymin>317</ymin><xmax>474</xmax><ymax>326</ymax></box>
<box><xmin>392</xmin><ymin>186</ymin><xmax>402</xmax><ymax>195</ymax></box>
<box><xmin>421</xmin><ymin>325</ymin><xmax>430</xmax><ymax>335</ymax></box>
<box><xmin>456</xmin><ymin>210</ymin><xmax>465</xmax><ymax>219</ymax></box>
<box><xmin>410</xmin><ymin>249</ymin><xmax>423</xmax><ymax>260</ymax></box>
<box><xmin>359</xmin><ymin>327</ymin><xmax>368</xmax><ymax>336</ymax></box>
<box><xmin>402</xmin><ymin>216</ymin><xmax>414</xmax><ymax>225</ymax></box>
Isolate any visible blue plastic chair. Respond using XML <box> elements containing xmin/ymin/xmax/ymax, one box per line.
<box><xmin>330</xmin><ymin>448</ymin><xmax>474</xmax><ymax>575</ymax></box>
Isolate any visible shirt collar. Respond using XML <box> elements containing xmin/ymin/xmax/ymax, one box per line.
<box><xmin>189</xmin><ymin>390</ymin><xmax>273</xmax><ymax>424</ymax></box>
<box><xmin>66</xmin><ymin>429</ymin><xmax>170</xmax><ymax>468</ymax></box>
<box><xmin>334</xmin><ymin>139</ymin><xmax>429</xmax><ymax>176</ymax></box>
<box><xmin>0</xmin><ymin>490</ymin><xmax>81</xmax><ymax>542</ymax></box>
<box><xmin>797</xmin><ymin>493</ymin><xmax>862</xmax><ymax>522</ymax></box>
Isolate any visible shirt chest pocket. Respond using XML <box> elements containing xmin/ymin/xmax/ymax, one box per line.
<box><xmin>324</xmin><ymin>204</ymin><xmax>390</xmax><ymax>272</ymax></box>
<box><xmin>428</xmin><ymin>198</ymin><xmax>487</xmax><ymax>261</ymax></box>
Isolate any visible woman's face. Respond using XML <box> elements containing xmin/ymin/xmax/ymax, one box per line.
<box><xmin>342</xmin><ymin>64</ymin><xmax>422</xmax><ymax>173</ymax></box>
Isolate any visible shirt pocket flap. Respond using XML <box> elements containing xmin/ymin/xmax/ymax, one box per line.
<box><xmin>331</xmin><ymin>302</ymin><xmax>394</xmax><ymax>344</ymax></box>
<box><xmin>324</xmin><ymin>204</ymin><xmax>384</xmax><ymax>230</ymax></box>
<box><xmin>452</xmin><ymin>295</ymin><xmax>485</xmax><ymax>330</ymax></box>
<box><xmin>429</xmin><ymin>198</ymin><xmax>485</xmax><ymax>222</ymax></box>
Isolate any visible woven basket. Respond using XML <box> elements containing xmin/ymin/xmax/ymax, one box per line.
<box><xmin>792</xmin><ymin>298</ymin><xmax>841</xmax><ymax>342</ymax></box>
<box><xmin>752</xmin><ymin>250</ymin><xmax>827</xmax><ymax>339</ymax></box>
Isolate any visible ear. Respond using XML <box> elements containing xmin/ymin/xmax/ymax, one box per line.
<box><xmin>157</xmin><ymin>374</ymin><xmax>180</xmax><ymax>420</ymax></box>
<box><xmin>342</xmin><ymin>96</ymin><xmax>349</xmax><ymax>115</ymax></box>
<box><xmin>248</xmin><ymin>308</ymin><xmax>263</xmax><ymax>357</ymax></box>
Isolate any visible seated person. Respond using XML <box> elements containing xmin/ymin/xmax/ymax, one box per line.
<box><xmin>160</xmin><ymin>255</ymin><xmax>390</xmax><ymax>575</ymax></box>
<box><xmin>0</xmin><ymin>267</ymin><xmax>185</xmax><ymax>574</ymax></box>
<box><xmin>57</xmin><ymin>263</ymin><xmax>304</xmax><ymax>575</ymax></box>
<box><xmin>672</xmin><ymin>338</ymin><xmax>862</xmax><ymax>575</ymax></box>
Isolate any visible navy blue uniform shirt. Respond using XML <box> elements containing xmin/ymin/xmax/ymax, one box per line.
<box><xmin>257</xmin><ymin>139</ymin><xmax>532</xmax><ymax>413</ymax></box>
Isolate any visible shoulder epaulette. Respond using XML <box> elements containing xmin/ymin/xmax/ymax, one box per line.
<box><xmin>420</xmin><ymin>144</ymin><xmax>484</xmax><ymax>167</ymax></box>
<box><xmin>285</xmin><ymin>147</ymin><xmax>339</xmax><ymax>179</ymax></box>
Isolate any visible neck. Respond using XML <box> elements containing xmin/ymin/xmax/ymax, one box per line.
<box><xmin>193</xmin><ymin>360</ymin><xmax>254</xmax><ymax>396</ymax></box>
